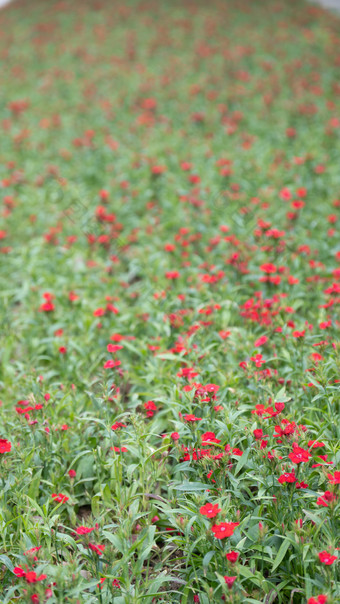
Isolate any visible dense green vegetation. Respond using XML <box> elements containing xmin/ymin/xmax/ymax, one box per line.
<box><xmin>0</xmin><ymin>0</ymin><xmax>339</xmax><ymax>602</ymax></box>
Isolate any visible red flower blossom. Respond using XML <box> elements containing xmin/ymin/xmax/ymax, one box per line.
<box><xmin>51</xmin><ymin>493</ymin><xmax>69</xmax><ymax>504</ymax></box>
<box><xmin>232</xmin><ymin>448</ymin><xmax>243</xmax><ymax>456</ymax></box>
<box><xmin>288</xmin><ymin>446</ymin><xmax>311</xmax><ymax>464</ymax></box>
<box><xmin>226</xmin><ymin>551</ymin><xmax>239</xmax><ymax>563</ymax></box>
<box><xmin>250</xmin><ymin>354</ymin><xmax>265</xmax><ymax>367</ymax></box>
<box><xmin>278</xmin><ymin>471</ymin><xmax>296</xmax><ymax>484</ymax></box>
<box><xmin>39</xmin><ymin>301</ymin><xmax>55</xmax><ymax>312</ymax></box>
<box><xmin>0</xmin><ymin>439</ymin><xmax>11</xmax><ymax>453</ymax></box>
<box><xmin>165</xmin><ymin>271</ymin><xmax>180</xmax><ymax>279</ymax></box>
<box><xmin>111</xmin><ymin>422</ymin><xmax>126</xmax><ymax>431</ymax></box>
<box><xmin>103</xmin><ymin>359</ymin><xmax>121</xmax><ymax>369</ymax></box>
<box><xmin>260</xmin><ymin>263</ymin><xmax>277</xmax><ymax>274</ymax></box>
<box><xmin>308</xmin><ymin>440</ymin><xmax>325</xmax><ymax>449</ymax></box>
<box><xmin>224</xmin><ymin>575</ymin><xmax>237</xmax><ymax>589</ymax></box>
<box><xmin>107</xmin><ymin>344</ymin><xmax>123</xmax><ymax>353</ymax></box>
<box><xmin>219</xmin><ymin>330</ymin><xmax>231</xmax><ymax>339</ymax></box>
<box><xmin>184</xmin><ymin>414</ymin><xmax>202</xmax><ymax>422</ymax></box>
<box><xmin>201</xmin><ymin>431</ymin><xmax>221</xmax><ymax>444</ymax></box>
<box><xmin>25</xmin><ymin>571</ymin><xmax>47</xmax><ymax>584</ymax></box>
<box><xmin>316</xmin><ymin>491</ymin><xmax>337</xmax><ymax>507</ymax></box>
<box><xmin>318</xmin><ymin>551</ymin><xmax>337</xmax><ymax>565</ymax></box>
<box><xmin>24</xmin><ymin>546</ymin><xmax>42</xmax><ymax>557</ymax></box>
<box><xmin>308</xmin><ymin>596</ymin><xmax>327</xmax><ymax>604</ymax></box>
<box><xmin>199</xmin><ymin>503</ymin><xmax>221</xmax><ymax>518</ymax></box>
<box><xmin>151</xmin><ymin>165</ymin><xmax>166</xmax><ymax>175</ymax></box>
<box><xmin>292</xmin><ymin>330</ymin><xmax>305</xmax><ymax>338</ymax></box>
<box><xmin>211</xmin><ymin>522</ymin><xmax>239</xmax><ymax>539</ymax></box>
<box><xmin>327</xmin><ymin>471</ymin><xmax>340</xmax><ymax>484</ymax></box>
<box><xmin>254</xmin><ymin>335</ymin><xmax>268</xmax><ymax>347</ymax></box>
<box><xmin>89</xmin><ymin>543</ymin><xmax>105</xmax><ymax>555</ymax></box>
<box><xmin>76</xmin><ymin>526</ymin><xmax>95</xmax><ymax>535</ymax></box>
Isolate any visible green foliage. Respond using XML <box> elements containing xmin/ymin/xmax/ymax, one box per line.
<box><xmin>0</xmin><ymin>0</ymin><xmax>339</xmax><ymax>602</ymax></box>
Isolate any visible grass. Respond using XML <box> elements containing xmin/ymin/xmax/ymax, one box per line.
<box><xmin>0</xmin><ymin>0</ymin><xmax>339</xmax><ymax>602</ymax></box>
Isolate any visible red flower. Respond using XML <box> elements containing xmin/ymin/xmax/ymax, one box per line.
<box><xmin>250</xmin><ymin>354</ymin><xmax>265</xmax><ymax>367</ymax></box>
<box><xmin>224</xmin><ymin>576</ymin><xmax>237</xmax><ymax>589</ymax></box>
<box><xmin>211</xmin><ymin>522</ymin><xmax>239</xmax><ymax>539</ymax></box>
<box><xmin>199</xmin><ymin>503</ymin><xmax>221</xmax><ymax>518</ymax></box>
<box><xmin>14</xmin><ymin>566</ymin><xmax>26</xmax><ymax>577</ymax></box>
<box><xmin>165</xmin><ymin>271</ymin><xmax>180</xmax><ymax>279</ymax></box>
<box><xmin>171</xmin><ymin>432</ymin><xmax>180</xmax><ymax>441</ymax></box>
<box><xmin>111</xmin><ymin>446</ymin><xmax>128</xmax><ymax>453</ymax></box>
<box><xmin>260</xmin><ymin>263</ymin><xmax>277</xmax><ymax>273</ymax></box>
<box><xmin>94</xmin><ymin>307</ymin><xmax>105</xmax><ymax>317</ymax></box>
<box><xmin>151</xmin><ymin>165</ymin><xmax>166</xmax><ymax>175</ymax></box>
<box><xmin>254</xmin><ymin>335</ymin><xmax>268</xmax><ymax>347</ymax></box>
<box><xmin>278</xmin><ymin>471</ymin><xmax>296</xmax><ymax>484</ymax></box>
<box><xmin>184</xmin><ymin>414</ymin><xmax>202</xmax><ymax>422</ymax></box>
<box><xmin>0</xmin><ymin>439</ymin><xmax>11</xmax><ymax>453</ymax></box>
<box><xmin>318</xmin><ymin>550</ymin><xmax>337</xmax><ymax>565</ymax></box>
<box><xmin>89</xmin><ymin>543</ymin><xmax>105</xmax><ymax>555</ymax></box>
<box><xmin>226</xmin><ymin>551</ymin><xmax>239</xmax><ymax>563</ymax></box>
<box><xmin>24</xmin><ymin>546</ymin><xmax>42</xmax><ymax>556</ymax></box>
<box><xmin>308</xmin><ymin>596</ymin><xmax>327</xmax><ymax>604</ymax></box>
<box><xmin>201</xmin><ymin>431</ymin><xmax>221</xmax><ymax>444</ymax></box>
<box><xmin>279</xmin><ymin>187</ymin><xmax>291</xmax><ymax>201</ymax></box>
<box><xmin>25</xmin><ymin>571</ymin><xmax>47</xmax><ymax>583</ymax></box>
<box><xmin>76</xmin><ymin>526</ymin><xmax>95</xmax><ymax>535</ymax></box>
<box><xmin>111</xmin><ymin>422</ymin><xmax>126</xmax><ymax>431</ymax></box>
<box><xmin>232</xmin><ymin>448</ymin><xmax>243</xmax><ymax>456</ymax></box>
<box><xmin>39</xmin><ymin>301</ymin><xmax>55</xmax><ymax>312</ymax></box>
<box><xmin>52</xmin><ymin>493</ymin><xmax>69</xmax><ymax>504</ymax></box>
<box><xmin>288</xmin><ymin>446</ymin><xmax>311</xmax><ymax>464</ymax></box>
<box><xmin>107</xmin><ymin>344</ymin><xmax>123</xmax><ymax>353</ymax></box>
<box><xmin>68</xmin><ymin>469</ymin><xmax>76</xmax><ymax>478</ymax></box>
<box><xmin>327</xmin><ymin>471</ymin><xmax>340</xmax><ymax>484</ymax></box>
<box><xmin>219</xmin><ymin>330</ymin><xmax>231</xmax><ymax>339</ymax></box>
<box><xmin>144</xmin><ymin>400</ymin><xmax>157</xmax><ymax>410</ymax></box>
<box><xmin>103</xmin><ymin>359</ymin><xmax>121</xmax><ymax>369</ymax></box>
<box><xmin>252</xmin><ymin>404</ymin><xmax>266</xmax><ymax>416</ymax></box>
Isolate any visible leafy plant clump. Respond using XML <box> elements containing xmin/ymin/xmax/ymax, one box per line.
<box><xmin>0</xmin><ymin>0</ymin><xmax>339</xmax><ymax>602</ymax></box>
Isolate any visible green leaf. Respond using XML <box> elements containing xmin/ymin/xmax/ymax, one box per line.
<box><xmin>28</xmin><ymin>469</ymin><xmax>42</xmax><ymax>499</ymax></box>
<box><xmin>234</xmin><ymin>447</ymin><xmax>250</xmax><ymax>476</ymax></box>
<box><xmin>203</xmin><ymin>550</ymin><xmax>215</xmax><ymax>567</ymax></box>
<box><xmin>172</xmin><ymin>481</ymin><xmax>210</xmax><ymax>492</ymax></box>
<box><xmin>271</xmin><ymin>538</ymin><xmax>291</xmax><ymax>572</ymax></box>
<box><xmin>0</xmin><ymin>554</ymin><xmax>14</xmax><ymax>573</ymax></box>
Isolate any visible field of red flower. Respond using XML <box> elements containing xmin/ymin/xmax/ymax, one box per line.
<box><xmin>0</xmin><ymin>0</ymin><xmax>339</xmax><ymax>602</ymax></box>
